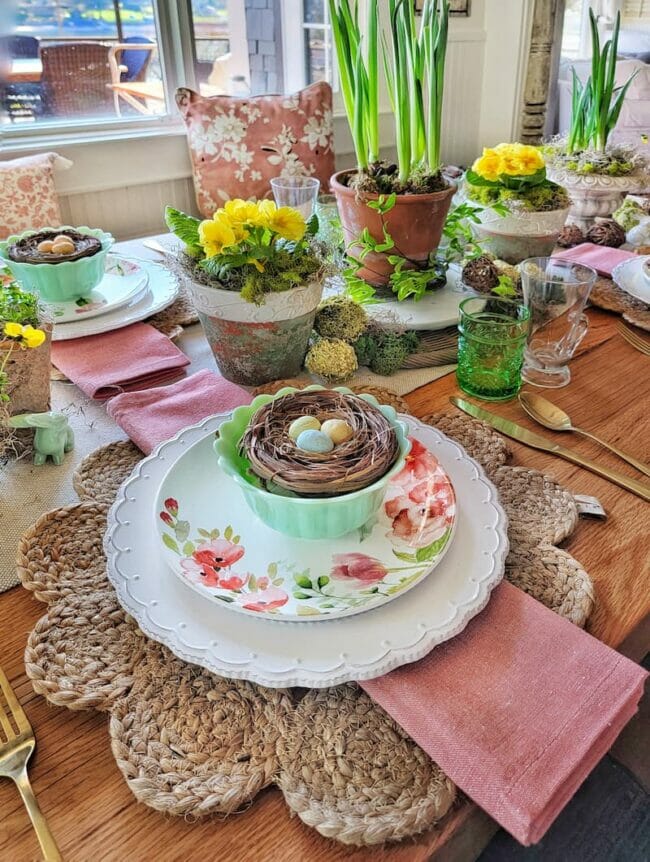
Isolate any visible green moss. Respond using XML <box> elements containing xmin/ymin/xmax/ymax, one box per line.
<box><xmin>305</xmin><ymin>338</ymin><xmax>358</xmax><ymax>382</ymax></box>
<box><xmin>352</xmin><ymin>328</ymin><xmax>420</xmax><ymax>376</ymax></box>
<box><xmin>466</xmin><ymin>181</ymin><xmax>569</xmax><ymax>212</ymax></box>
<box><xmin>189</xmin><ymin>238</ymin><xmax>330</xmax><ymax>305</ymax></box>
<box><xmin>314</xmin><ymin>296</ymin><xmax>368</xmax><ymax>342</ymax></box>
<box><xmin>613</xmin><ymin>198</ymin><xmax>646</xmax><ymax>231</ymax></box>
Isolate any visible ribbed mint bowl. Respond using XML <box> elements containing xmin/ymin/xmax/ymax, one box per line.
<box><xmin>0</xmin><ymin>226</ymin><xmax>114</xmax><ymax>302</ymax></box>
<box><xmin>215</xmin><ymin>384</ymin><xmax>411</xmax><ymax>540</ymax></box>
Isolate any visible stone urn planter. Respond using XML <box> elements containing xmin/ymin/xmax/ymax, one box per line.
<box><xmin>471</xmin><ymin>206</ymin><xmax>570</xmax><ymax>264</ymax></box>
<box><xmin>546</xmin><ymin>167</ymin><xmax>646</xmax><ymax>231</ymax></box>
<box><xmin>184</xmin><ymin>278</ymin><xmax>324</xmax><ymax>386</ymax></box>
<box><xmin>330</xmin><ymin>169</ymin><xmax>455</xmax><ymax>286</ymax></box>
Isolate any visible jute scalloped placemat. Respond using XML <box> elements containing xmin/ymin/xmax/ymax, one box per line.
<box><xmin>590</xmin><ymin>275</ymin><xmax>650</xmax><ymax>332</ymax></box>
<box><xmin>16</xmin><ymin>388</ymin><xmax>595</xmax><ymax>847</ymax></box>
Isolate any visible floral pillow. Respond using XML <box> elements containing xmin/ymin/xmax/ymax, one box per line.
<box><xmin>176</xmin><ymin>82</ymin><xmax>336</xmax><ymax>217</ymax></box>
<box><xmin>0</xmin><ymin>152</ymin><xmax>72</xmax><ymax>241</ymax></box>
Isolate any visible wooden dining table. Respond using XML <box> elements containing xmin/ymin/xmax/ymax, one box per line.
<box><xmin>0</xmin><ymin>297</ymin><xmax>648</xmax><ymax>861</ymax></box>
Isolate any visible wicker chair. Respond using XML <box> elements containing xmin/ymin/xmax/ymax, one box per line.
<box><xmin>40</xmin><ymin>43</ymin><xmax>114</xmax><ymax>118</ymax></box>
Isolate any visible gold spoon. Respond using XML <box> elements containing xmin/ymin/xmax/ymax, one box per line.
<box><xmin>519</xmin><ymin>391</ymin><xmax>650</xmax><ymax>478</ymax></box>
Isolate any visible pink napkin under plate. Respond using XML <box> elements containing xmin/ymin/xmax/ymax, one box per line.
<box><xmin>51</xmin><ymin>322</ymin><xmax>190</xmax><ymax>400</ymax></box>
<box><xmin>552</xmin><ymin>243</ymin><xmax>636</xmax><ymax>277</ymax></box>
<box><xmin>361</xmin><ymin>580</ymin><xmax>647</xmax><ymax>846</ymax></box>
<box><xmin>106</xmin><ymin>368</ymin><xmax>251</xmax><ymax>454</ymax></box>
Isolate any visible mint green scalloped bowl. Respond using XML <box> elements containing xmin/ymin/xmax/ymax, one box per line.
<box><xmin>0</xmin><ymin>226</ymin><xmax>114</xmax><ymax>302</ymax></box>
<box><xmin>215</xmin><ymin>385</ymin><xmax>411</xmax><ymax>540</ymax></box>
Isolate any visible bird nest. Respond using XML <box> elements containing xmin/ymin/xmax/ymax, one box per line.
<box><xmin>240</xmin><ymin>391</ymin><xmax>399</xmax><ymax>498</ymax></box>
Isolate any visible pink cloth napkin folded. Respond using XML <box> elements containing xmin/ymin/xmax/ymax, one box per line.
<box><xmin>361</xmin><ymin>581</ymin><xmax>647</xmax><ymax>846</ymax></box>
<box><xmin>106</xmin><ymin>368</ymin><xmax>251</xmax><ymax>454</ymax></box>
<box><xmin>51</xmin><ymin>322</ymin><xmax>190</xmax><ymax>400</ymax></box>
<box><xmin>552</xmin><ymin>242</ymin><xmax>636</xmax><ymax>277</ymax></box>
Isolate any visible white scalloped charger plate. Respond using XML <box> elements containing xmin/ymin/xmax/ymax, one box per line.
<box><xmin>154</xmin><ymin>435</ymin><xmax>457</xmax><ymax>622</ymax></box>
<box><xmin>612</xmin><ymin>255</ymin><xmax>650</xmax><ymax>305</ymax></box>
<box><xmin>52</xmin><ymin>257</ymin><xmax>178</xmax><ymax>340</ymax></box>
<box><xmin>105</xmin><ymin>414</ymin><xmax>508</xmax><ymax>688</ymax></box>
<box><xmin>45</xmin><ymin>255</ymin><xmax>148</xmax><ymax>323</ymax></box>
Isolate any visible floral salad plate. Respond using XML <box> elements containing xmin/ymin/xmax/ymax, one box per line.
<box><xmin>156</xmin><ymin>437</ymin><xmax>457</xmax><ymax>621</ymax></box>
<box><xmin>45</xmin><ymin>254</ymin><xmax>148</xmax><ymax>323</ymax></box>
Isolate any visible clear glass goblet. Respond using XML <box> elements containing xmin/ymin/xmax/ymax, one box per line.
<box><xmin>520</xmin><ymin>257</ymin><xmax>596</xmax><ymax>388</ymax></box>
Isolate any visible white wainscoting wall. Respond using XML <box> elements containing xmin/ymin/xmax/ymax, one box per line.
<box><xmin>2</xmin><ymin>0</ymin><xmax>534</xmax><ymax>241</ymax></box>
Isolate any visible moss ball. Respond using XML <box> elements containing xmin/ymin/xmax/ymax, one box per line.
<box><xmin>314</xmin><ymin>296</ymin><xmax>368</xmax><ymax>343</ymax></box>
<box><xmin>305</xmin><ymin>338</ymin><xmax>358</xmax><ymax>383</ymax></box>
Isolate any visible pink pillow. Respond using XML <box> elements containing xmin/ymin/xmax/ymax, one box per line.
<box><xmin>176</xmin><ymin>83</ymin><xmax>336</xmax><ymax>217</ymax></box>
<box><xmin>0</xmin><ymin>152</ymin><xmax>72</xmax><ymax>240</ymax></box>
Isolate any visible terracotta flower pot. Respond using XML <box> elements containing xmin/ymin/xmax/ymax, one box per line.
<box><xmin>330</xmin><ymin>169</ymin><xmax>456</xmax><ymax>286</ymax></box>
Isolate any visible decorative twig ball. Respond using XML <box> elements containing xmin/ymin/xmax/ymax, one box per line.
<box><xmin>461</xmin><ymin>255</ymin><xmax>499</xmax><ymax>293</ymax></box>
<box><xmin>240</xmin><ymin>390</ymin><xmax>399</xmax><ymax>497</ymax></box>
<box><xmin>557</xmin><ymin>224</ymin><xmax>585</xmax><ymax>248</ymax></box>
<box><xmin>585</xmin><ymin>219</ymin><xmax>626</xmax><ymax>248</ymax></box>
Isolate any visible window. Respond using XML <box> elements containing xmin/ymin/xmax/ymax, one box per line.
<box><xmin>0</xmin><ymin>0</ymin><xmax>334</xmax><ymax>141</ymax></box>
<box><xmin>281</xmin><ymin>0</ymin><xmax>334</xmax><ymax>92</ymax></box>
<box><xmin>303</xmin><ymin>0</ymin><xmax>333</xmax><ymax>85</ymax></box>
<box><xmin>2</xmin><ymin>0</ymin><xmax>168</xmax><ymax>126</ymax></box>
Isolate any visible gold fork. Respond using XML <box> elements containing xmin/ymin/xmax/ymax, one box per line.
<box><xmin>0</xmin><ymin>666</ymin><xmax>62</xmax><ymax>861</ymax></box>
<box><xmin>617</xmin><ymin>322</ymin><xmax>650</xmax><ymax>356</ymax></box>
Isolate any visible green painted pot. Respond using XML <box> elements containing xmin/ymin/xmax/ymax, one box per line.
<box><xmin>215</xmin><ymin>385</ymin><xmax>411</xmax><ymax>540</ymax></box>
<box><xmin>0</xmin><ymin>226</ymin><xmax>114</xmax><ymax>302</ymax></box>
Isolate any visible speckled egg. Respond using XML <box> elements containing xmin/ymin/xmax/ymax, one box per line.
<box><xmin>296</xmin><ymin>429</ymin><xmax>334</xmax><ymax>453</ymax></box>
<box><xmin>321</xmin><ymin>418</ymin><xmax>353</xmax><ymax>445</ymax></box>
<box><xmin>288</xmin><ymin>415</ymin><xmax>321</xmax><ymax>440</ymax></box>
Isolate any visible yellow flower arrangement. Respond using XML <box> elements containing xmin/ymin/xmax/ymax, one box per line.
<box><xmin>166</xmin><ymin>197</ymin><xmax>323</xmax><ymax>304</ymax></box>
<box><xmin>472</xmin><ymin>143</ymin><xmax>545</xmax><ymax>182</ymax></box>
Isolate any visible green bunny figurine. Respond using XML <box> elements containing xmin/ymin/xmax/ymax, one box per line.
<box><xmin>7</xmin><ymin>412</ymin><xmax>74</xmax><ymax>465</ymax></box>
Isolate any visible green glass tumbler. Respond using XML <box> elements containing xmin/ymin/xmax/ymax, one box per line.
<box><xmin>456</xmin><ymin>296</ymin><xmax>531</xmax><ymax>401</ymax></box>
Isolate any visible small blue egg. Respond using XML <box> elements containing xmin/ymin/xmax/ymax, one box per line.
<box><xmin>296</xmin><ymin>429</ymin><xmax>334</xmax><ymax>454</ymax></box>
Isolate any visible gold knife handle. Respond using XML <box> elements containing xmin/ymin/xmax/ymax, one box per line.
<box><xmin>554</xmin><ymin>445</ymin><xmax>650</xmax><ymax>502</ymax></box>
<box><xmin>576</xmin><ymin>429</ymin><xmax>650</xmax><ymax>479</ymax></box>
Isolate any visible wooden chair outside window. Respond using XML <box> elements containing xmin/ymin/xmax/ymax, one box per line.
<box><xmin>41</xmin><ymin>43</ymin><xmax>114</xmax><ymax>118</ymax></box>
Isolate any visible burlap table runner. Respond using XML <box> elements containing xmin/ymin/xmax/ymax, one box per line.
<box><xmin>16</xmin><ymin>395</ymin><xmax>594</xmax><ymax>847</ymax></box>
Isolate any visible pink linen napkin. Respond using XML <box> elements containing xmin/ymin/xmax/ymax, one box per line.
<box><xmin>361</xmin><ymin>581</ymin><xmax>647</xmax><ymax>846</ymax></box>
<box><xmin>106</xmin><ymin>368</ymin><xmax>251</xmax><ymax>454</ymax></box>
<box><xmin>51</xmin><ymin>322</ymin><xmax>190</xmax><ymax>400</ymax></box>
<box><xmin>552</xmin><ymin>242</ymin><xmax>636</xmax><ymax>277</ymax></box>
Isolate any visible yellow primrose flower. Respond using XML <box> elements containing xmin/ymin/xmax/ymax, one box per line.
<box><xmin>266</xmin><ymin>206</ymin><xmax>306</xmax><ymax>242</ymax></box>
<box><xmin>255</xmin><ymin>199</ymin><xmax>277</xmax><ymax>227</ymax></box>
<box><xmin>493</xmin><ymin>143</ymin><xmax>544</xmax><ymax>176</ymax></box>
<box><xmin>21</xmin><ymin>325</ymin><xmax>46</xmax><ymax>349</ymax></box>
<box><xmin>472</xmin><ymin>148</ymin><xmax>502</xmax><ymax>182</ymax></box>
<box><xmin>199</xmin><ymin>213</ymin><xmax>237</xmax><ymax>257</ymax></box>
<box><xmin>3</xmin><ymin>322</ymin><xmax>24</xmax><ymax>338</ymax></box>
<box><xmin>223</xmin><ymin>199</ymin><xmax>260</xmax><ymax>227</ymax></box>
